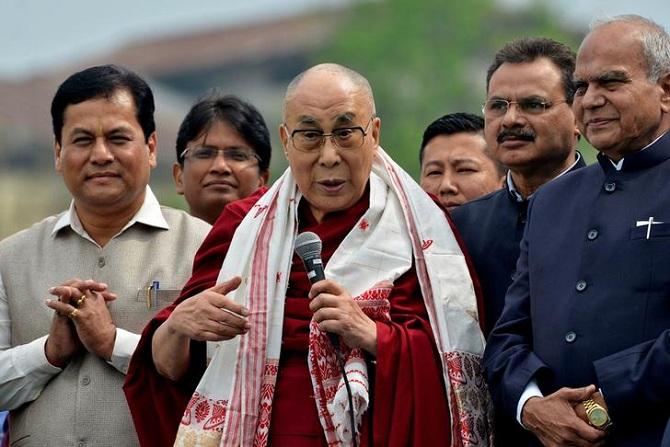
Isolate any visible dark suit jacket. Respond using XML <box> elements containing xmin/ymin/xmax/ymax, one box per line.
<box><xmin>451</xmin><ymin>154</ymin><xmax>585</xmax><ymax>446</ymax></box>
<box><xmin>451</xmin><ymin>154</ymin><xmax>586</xmax><ymax>337</ymax></box>
<box><xmin>450</xmin><ymin>187</ymin><xmax>528</xmax><ymax>338</ymax></box>
<box><xmin>662</xmin><ymin>419</ymin><xmax>670</xmax><ymax>447</ymax></box>
<box><xmin>484</xmin><ymin>133</ymin><xmax>670</xmax><ymax>446</ymax></box>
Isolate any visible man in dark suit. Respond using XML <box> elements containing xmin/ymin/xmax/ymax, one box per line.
<box><xmin>451</xmin><ymin>36</ymin><xmax>585</xmax><ymax>447</ymax></box>
<box><xmin>451</xmin><ymin>38</ymin><xmax>584</xmax><ymax>340</ymax></box>
<box><xmin>484</xmin><ymin>15</ymin><xmax>670</xmax><ymax>446</ymax></box>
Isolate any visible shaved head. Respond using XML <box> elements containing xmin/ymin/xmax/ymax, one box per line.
<box><xmin>283</xmin><ymin>63</ymin><xmax>376</xmax><ymax>121</ymax></box>
<box><xmin>279</xmin><ymin>62</ymin><xmax>381</xmax><ymax>222</ymax></box>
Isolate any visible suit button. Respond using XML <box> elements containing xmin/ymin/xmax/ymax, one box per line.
<box><xmin>604</xmin><ymin>182</ymin><xmax>616</xmax><ymax>192</ymax></box>
<box><xmin>97</xmin><ymin>257</ymin><xmax>106</xmax><ymax>268</ymax></box>
<box><xmin>565</xmin><ymin>331</ymin><xmax>577</xmax><ymax>343</ymax></box>
<box><xmin>81</xmin><ymin>376</ymin><xmax>90</xmax><ymax>386</ymax></box>
<box><xmin>576</xmin><ymin>280</ymin><xmax>587</xmax><ymax>292</ymax></box>
<box><xmin>587</xmin><ymin>229</ymin><xmax>599</xmax><ymax>240</ymax></box>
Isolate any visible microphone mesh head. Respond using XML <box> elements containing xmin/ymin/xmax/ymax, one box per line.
<box><xmin>294</xmin><ymin>231</ymin><xmax>322</xmax><ymax>261</ymax></box>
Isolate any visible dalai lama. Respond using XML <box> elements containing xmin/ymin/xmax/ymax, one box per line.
<box><xmin>124</xmin><ymin>63</ymin><xmax>492</xmax><ymax>447</ymax></box>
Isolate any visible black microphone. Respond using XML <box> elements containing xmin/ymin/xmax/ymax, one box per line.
<box><xmin>294</xmin><ymin>231</ymin><xmax>338</xmax><ymax>348</ymax></box>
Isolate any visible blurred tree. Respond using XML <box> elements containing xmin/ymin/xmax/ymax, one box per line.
<box><xmin>316</xmin><ymin>0</ymin><xmax>591</xmax><ymax>177</ymax></box>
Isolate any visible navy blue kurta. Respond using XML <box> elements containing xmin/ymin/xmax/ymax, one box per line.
<box><xmin>451</xmin><ymin>155</ymin><xmax>584</xmax><ymax>446</ymax></box>
<box><xmin>451</xmin><ymin>187</ymin><xmax>528</xmax><ymax>338</ymax></box>
<box><xmin>451</xmin><ymin>155</ymin><xmax>585</xmax><ymax>338</ymax></box>
<box><xmin>484</xmin><ymin>132</ymin><xmax>670</xmax><ymax>446</ymax></box>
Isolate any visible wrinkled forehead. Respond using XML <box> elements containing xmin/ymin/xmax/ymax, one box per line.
<box><xmin>285</xmin><ymin>93</ymin><xmax>371</xmax><ymax>128</ymax></box>
<box><xmin>284</xmin><ymin>71</ymin><xmax>373</xmax><ymax>125</ymax></box>
<box><xmin>292</xmin><ymin>111</ymin><xmax>362</xmax><ymax>129</ymax></box>
<box><xmin>576</xmin><ymin>24</ymin><xmax>647</xmax><ymax>75</ymax></box>
<box><xmin>62</xmin><ymin>89</ymin><xmax>139</xmax><ymax>130</ymax></box>
<box><xmin>487</xmin><ymin>59</ymin><xmax>565</xmax><ymax>99</ymax></box>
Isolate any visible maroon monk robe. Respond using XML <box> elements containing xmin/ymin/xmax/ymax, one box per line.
<box><xmin>124</xmin><ymin>187</ymin><xmax>268</xmax><ymax>447</ymax></box>
<box><xmin>124</xmin><ymin>184</ymin><xmax>477</xmax><ymax>446</ymax></box>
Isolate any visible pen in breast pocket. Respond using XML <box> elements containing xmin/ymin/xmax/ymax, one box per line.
<box><xmin>146</xmin><ymin>281</ymin><xmax>160</xmax><ymax>309</ymax></box>
<box><xmin>152</xmin><ymin>281</ymin><xmax>160</xmax><ymax>309</ymax></box>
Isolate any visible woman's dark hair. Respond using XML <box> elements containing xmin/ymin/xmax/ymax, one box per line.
<box><xmin>176</xmin><ymin>93</ymin><xmax>271</xmax><ymax>172</ymax></box>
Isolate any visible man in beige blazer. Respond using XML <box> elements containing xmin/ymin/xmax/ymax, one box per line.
<box><xmin>0</xmin><ymin>65</ymin><xmax>211</xmax><ymax>446</ymax></box>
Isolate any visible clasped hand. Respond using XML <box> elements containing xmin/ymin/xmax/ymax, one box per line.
<box><xmin>308</xmin><ymin>279</ymin><xmax>378</xmax><ymax>355</ymax></box>
<box><xmin>522</xmin><ymin>384</ymin><xmax>608</xmax><ymax>447</ymax></box>
<box><xmin>44</xmin><ymin>278</ymin><xmax>118</xmax><ymax>367</ymax></box>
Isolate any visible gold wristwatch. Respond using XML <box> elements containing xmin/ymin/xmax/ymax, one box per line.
<box><xmin>583</xmin><ymin>398</ymin><xmax>613</xmax><ymax>431</ymax></box>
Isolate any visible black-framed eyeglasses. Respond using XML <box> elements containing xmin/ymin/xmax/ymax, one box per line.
<box><xmin>482</xmin><ymin>98</ymin><xmax>568</xmax><ymax>118</ymax></box>
<box><xmin>180</xmin><ymin>146</ymin><xmax>260</xmax><ymax>165</ymax></box>
<box><xmin>286</xmin><ymin>116</ymin><xmax>375</xmax><ymax>152</ymax></box>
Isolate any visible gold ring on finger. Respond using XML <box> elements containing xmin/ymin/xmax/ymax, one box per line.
<box><xmin>69</xmin><ymin>308</ymin><xmax>80</xmax><ymax>319</ymax></box>
<box><xmin>75</xmin><ymin>295</ymin><xmax>86</xmax><ymax>307</ymax></box>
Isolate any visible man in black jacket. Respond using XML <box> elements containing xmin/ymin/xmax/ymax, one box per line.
<box><xmin>484</xmin><ymin>16</ymin><xmax>670</xmax><ymax>446</ymax></box>
<box><xmin>451</xmin><ymin>37</ymin><xmax>584</xmax><ymax>446</ymax></box>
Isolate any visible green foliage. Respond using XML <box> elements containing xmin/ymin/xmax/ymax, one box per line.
<box><xmin>316</xmin><ymin>0</ymin><xmax>585</xmax><ymax>177</ymax></box>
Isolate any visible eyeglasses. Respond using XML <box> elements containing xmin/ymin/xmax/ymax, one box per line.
<box><xmin>180</xmin><ymin>146</ymin><xmax>260</xmax><ymax>166</ymax></box>
<box><xmin>482</xmin><ymin>98</ymin><xmax>568</xmax><ymax>118</ymax></box>
<box><xmin>286</xmin><ymin>117</ymin><xmax>375</xmax><ymax>152</ymax></box>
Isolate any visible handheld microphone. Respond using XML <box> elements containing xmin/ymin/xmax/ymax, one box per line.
<box><xmin>294</xmin><ymin>231</ymin><xmax>338</xmax><ymax>348</ymax></box>
<box><xmin>295</xmin><ymin>231</ymin><xmax>325</xmax><ymax>283</ymax></box>
<box><xmin>295</xmin><ymin>232</ymin><xmax>358</xmax><ymax>446</ymax></box>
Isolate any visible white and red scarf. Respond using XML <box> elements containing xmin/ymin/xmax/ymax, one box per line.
<box><xmin>174</xmin><ymin>148</ymin><xmax>493</xmax><ymax>447</ymax></box>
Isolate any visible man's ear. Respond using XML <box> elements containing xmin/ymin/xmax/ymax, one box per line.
<box><xmin>147</xmin><ymin>132</ymin><xmax>158</xmax><ymax>168</ymax></box>
<box><xmin>54</xmin><ymin>139</ymin><xmax>63</xmax><ymax>173</ymax></box>
<box><xmin>172</xmin><ymin>162</ymin><xmax>185</xmax><ymax>195</ymax></box>
<box><xmin>573</xmin><ymin>117</ymin><xmax>581</xmax><ymax>145</ymax></box>
<box><xmin>371</xmin><ymin>116</ymin><xmax>381</xmax><ymax>148</ymax></box>
<box><xmin>659</xmin><ymin>72</ymin><xmax>670</xmax><ymax>114</ymax></box>
<box><xmin>259</xmin><ymin>170</ymin><xmax>269</xmax><ymax>187</ymax></box>
<box><xmin>279</xmin><ymin>124</ymin><xmax>289</xmax><ymax>158</ymax></box>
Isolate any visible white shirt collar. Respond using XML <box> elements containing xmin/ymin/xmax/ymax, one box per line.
<box><xmin>51</xmin><ymin>186</ymin><xmax>169</xmax><ymax>242</ymax></box>
<box><xmin>507</xmin><ymin>151</ymin><xmax>582</xmax><ymax>202</ymax></box>
<box><xmin>607</xmin><ymin>131</ymin><xmax>667</xmax><ymax>171</ymax></box>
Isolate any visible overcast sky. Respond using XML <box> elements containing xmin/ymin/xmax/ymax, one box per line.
<box><xmin>545</xmin><ymin>0</ymin><xmax>670</xmax><ymax>29</ymax></box>
<box><xmin>2</xmin><ymin>0</ymin><xmax>669</xmax><ymax>80</ymax></box>
<box><xmin>0</xmin><ymin>0</ymin><xmax>349</xmax><ymax>79</ymax></box>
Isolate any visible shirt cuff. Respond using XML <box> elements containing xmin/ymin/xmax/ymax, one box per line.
<box><xmin>12</xmin><ymin>335</ymin><xmax>62</xmax><ymax>375</ymax></box>
<box><xmin>516</xmin><ymin>378</ymin><xmax>543</xmax><ymax>428</ymax></box>
<box><xmin>108</xmin><ymin>328</ymin><xmax>140</xmax><ymax>374</ymax></box>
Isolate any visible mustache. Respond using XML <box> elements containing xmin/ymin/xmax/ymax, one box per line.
<box><xmin>497</xmin><ymin>128</ymin><xmax>536</xmax><ymax>143</ymax></box>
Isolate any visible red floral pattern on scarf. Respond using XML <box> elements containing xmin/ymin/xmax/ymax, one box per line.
<box><xmin>445</xmin><ymin>351</ymin><xmax>495</xmax><ymax>446</ymax></box>
<box><xmin>180</xmin><ymin>392</ymin><xmax>229</xmax><ymax>432</ymax></box>
<box><xmin>253</xmin><ymin>360</ymin><xmax>279</xmax><ymax>447</ymax></box>
<box><xmin>309</xmin><ymin>281</ymin><xmax>393</xmax><ymax>446</ymax></box>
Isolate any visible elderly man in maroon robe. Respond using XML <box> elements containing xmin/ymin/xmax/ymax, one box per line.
<box><xmin>124</xmin><ymin>63</ymin><xmax>492</xmax><ymax>447</ymax></box>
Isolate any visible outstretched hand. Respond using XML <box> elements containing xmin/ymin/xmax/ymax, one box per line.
<box><xmin>166</xmin><ymin>276</ymin><xmax>249</xmax><ymax>342</ymax></box>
